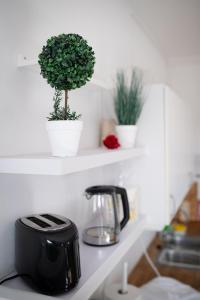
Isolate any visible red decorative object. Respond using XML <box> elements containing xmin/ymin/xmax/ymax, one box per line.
<box><xmin>103</xmin><ymin>134</ymin><xmax>120</xmax><ymax>149</ymax></box>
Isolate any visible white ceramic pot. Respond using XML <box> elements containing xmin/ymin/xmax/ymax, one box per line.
<box><xmin>46</xmin><ymin>120</ymin><xmax>83</xmax><ymax>157</ymax></box>
<box><xmin>116</xmin><ymin>125</ymin><xmax>137</xmax><ymax>149</ymax></box>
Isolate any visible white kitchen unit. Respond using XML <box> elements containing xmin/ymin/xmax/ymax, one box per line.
<box><xmin>0</xmin><ymin>84</ymin><xmax>194</xmax><ymax>300</ymax></box>
<box><xmin>127</xmin><ymin>84</ymin><xmax>195</xmax><ymax>230</ymax></box>
<box><xmin>165</xmin><ymin>87</ymin><xmax>195</xmax><ymax>213</ymax></box>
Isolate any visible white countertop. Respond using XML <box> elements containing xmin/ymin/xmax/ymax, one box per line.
<box><xmin>0</xmin><ymin>216</ymin><xmax>146</xmax><ymax>300</ymax></box>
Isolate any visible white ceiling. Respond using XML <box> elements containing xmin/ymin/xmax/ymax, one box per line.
<box><xmin>130</xmin><ymin>0</ymin><xmax>200</xmax><ymax>59</ymax></box>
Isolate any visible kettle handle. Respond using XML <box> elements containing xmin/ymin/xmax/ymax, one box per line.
<box><xmin>115</xmin><ymin>187</ymin><xmax>130</xmax><ymax>230</ymax></box>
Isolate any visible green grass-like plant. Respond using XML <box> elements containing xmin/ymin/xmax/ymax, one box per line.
<box><xmin>114</xmin><ymin>69</ymin><xmax>144</xmax><ymax>125</ymax></box>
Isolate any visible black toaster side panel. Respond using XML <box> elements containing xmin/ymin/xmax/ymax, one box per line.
<box><xmin>15</xmin><ymin>220</ymin><xmax>81</xmax><ymax>294</ymax></box>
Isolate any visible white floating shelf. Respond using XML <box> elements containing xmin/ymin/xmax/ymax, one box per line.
<box><xmin>17</xmin><ymin>55</ymin><xmax>111</xmax><ymax>89</ymax></box>
<box><xmin>1</xmin><ymin>216</ymin><xmax>146</xmax><ymax>300</ymax></box>
<box><xmin>0</xmin><ymin>147</ymin><xmax>145</xmax><ymax>176</ymax></box>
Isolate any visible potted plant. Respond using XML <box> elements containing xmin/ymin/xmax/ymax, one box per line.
<box><xmin>114</xmin><ymin>68</ymin><xmax>144</xmax><ymax>149</ymax></box>
<box><xmin>38</xmin><ymin>33</ymin><xmax>95</xmax><ymax>157</ymax></box>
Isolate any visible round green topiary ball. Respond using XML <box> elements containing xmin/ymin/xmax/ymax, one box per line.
<box><xmin>38</xmin><ymin>33</ymin><xmax>95</xmax><ymax>90</ymax></box>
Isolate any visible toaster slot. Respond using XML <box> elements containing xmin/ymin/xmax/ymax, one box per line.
<box><xmin>41</xmin><ymin>214</ymin><xmax>66</xmax><ymax>225</ymax></box>
<box><xmin>27</xmin><ymin>217</ymin><xmax>50</xmax><ymax>228</ymax></box>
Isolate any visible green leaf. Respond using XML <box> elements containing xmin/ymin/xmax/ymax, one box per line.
<box><xmin>38</xmin><ymin>33</ymin><xmax>95</xmax><ymax>91</ymax></box>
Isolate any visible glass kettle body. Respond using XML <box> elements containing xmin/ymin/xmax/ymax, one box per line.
<box><xmin>82</xmin><ymin>186</ymin><xmax>130</xmax><ymax>246</ymax></box>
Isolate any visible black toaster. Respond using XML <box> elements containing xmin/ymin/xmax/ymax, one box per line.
<box><xmin>15</xmin><ymin>213</ymin><xmax>81</xmax><ymax>295</ymax></box>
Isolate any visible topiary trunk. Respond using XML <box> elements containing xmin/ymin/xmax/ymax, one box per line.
<box><xmin>65</xmin><ymin>90</ymin><xmax>68</xmax><ymax>119</ymax></box>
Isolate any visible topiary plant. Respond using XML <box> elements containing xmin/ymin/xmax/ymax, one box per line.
<box><xmin>38</xmin><ymin>33</ymin><xmax>95</xmax><ymax>120</ymax></box>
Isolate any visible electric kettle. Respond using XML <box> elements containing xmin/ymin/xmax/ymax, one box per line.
<box><xmin>82</xmin><ymin>185</ymin><xmax>129</xmax><ymax>246</ymax></box>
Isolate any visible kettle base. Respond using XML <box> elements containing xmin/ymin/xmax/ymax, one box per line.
<box><xmin>83</xmin><ymin>226</ymin><xmax>119</xmax><ymax>246</ymax></box>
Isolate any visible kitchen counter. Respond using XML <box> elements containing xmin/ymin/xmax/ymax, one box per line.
<box><xmin>128</xmin><ymin>222</ymin><xmax>200</xmax><ymax>291</ymax></box>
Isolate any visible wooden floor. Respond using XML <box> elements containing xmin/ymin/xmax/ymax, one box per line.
<box><xmin>128</xmin><ymin>222</ymin><xmax>200</xmax><ymax>291</ymax></box>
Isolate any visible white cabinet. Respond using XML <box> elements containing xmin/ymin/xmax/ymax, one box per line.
<box><xmin>165</xmin><ymin>87</ymin><xmax>194</xmax><ymax>216</ymax></box>
<box><xmin>131</xmin><ymin>84</ymin><xmax>194</xmax><ymax>230</ymax></box>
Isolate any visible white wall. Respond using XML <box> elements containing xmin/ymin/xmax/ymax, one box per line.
<box><xmin>0</xmin><ymin>164</ymin><xmax>123</xmax><ymax>276</ymax></box>
<box><xmin>0</xmin><ymin>0</ymin><xmax>167</xmax><ymax>155</ymax></box>
<box><xmin>0</xmin><ymin>0</ymin><xmax>167</xmax><ymax>293</ymax></box>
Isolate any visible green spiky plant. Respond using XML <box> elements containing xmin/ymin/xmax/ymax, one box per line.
<box><xmin>114</xmin><ymin>68</ymin><xmax>144</xmax><ymax>125</ymax></box>
<box><xmin>38</xmin><ymin>33</ymin><xmax>95</xmax><ymax>120</ymax></box>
